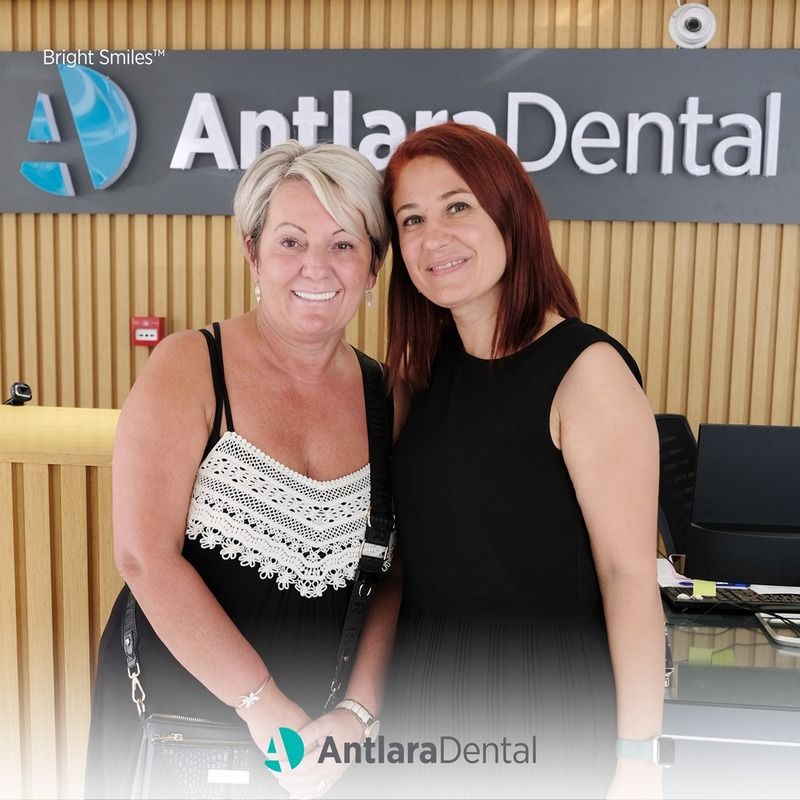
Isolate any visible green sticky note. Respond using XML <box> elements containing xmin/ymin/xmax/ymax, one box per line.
<box><xmin>693</xmin><ymin>579</ymin><xmax>717</xmax><ymax>597</ymax></box>
<box><xmin>711</xmin><ymin>648</ymin><xmax>737</xmax><ymax>666</ymax></box>
<box><xmin>688</xmin><ymin>646</ymin><xmax>714</xmax><ymax>665</ymax></box>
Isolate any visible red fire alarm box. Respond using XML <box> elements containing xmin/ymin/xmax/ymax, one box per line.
<box><xmin>130</xmin><ymin>316</ymin><xmax>166</xmax><ymax>347</ymax></box>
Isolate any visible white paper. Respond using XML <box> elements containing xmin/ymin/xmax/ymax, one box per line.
<box><xmin>750</xmin><ymin>584</ymin><xmax>800</xmax><ymax>596</ymax></box>
<box><xmin>657</xmin><ymin>557</ymin><xmax>689</xmax><ymax>587</ymax></box>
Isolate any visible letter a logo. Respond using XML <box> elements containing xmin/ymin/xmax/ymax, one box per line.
<box><xmin>263</xmin><ymin>727</ymin><xmax>305</xmax><ymax>773</ymax></box>
<box><xmin>21</xmin><ymin>65</ymin><xmax>137</xmax><ymax>197</ymax></box>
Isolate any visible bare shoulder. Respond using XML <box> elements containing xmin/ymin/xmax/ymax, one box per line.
<box><xmin>113</xmin><ymin>329</ymin><xmax>223</xmax><ymax>561</ymax></box>
<box><xmin>123</xmin><ymin>330</ymin><xmax>212</xmax><ymax>410</ymax></box>
<box><xmin>136</xmin><ymin>329</ymin><xmax>210</xmax><ymax>386</ymax></box>
<box><xmin>551</xmin><ymin>343</ymin><xmax>659</xmax><ymax>579</ymax></box>
<box><xmin>115</xmin><ymin>329</ymin><xmax>215</xmax><ymax>459</ymax></box>
<box><xmin>560</xmin><ymin>342</ymin><xmax>644</xmax><ymax>405</ymax></box>
<box><xmin>552</xmin><ymin>341</ymin><xmax>653</xmax><ymax>450</ymax></box>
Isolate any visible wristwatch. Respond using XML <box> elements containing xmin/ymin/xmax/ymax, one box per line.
<box><xmin>335</xmin><ymin>699</ymin><xmax>381</xmax><ymax>740</ymax></box>
<box><xmin>616</xmin><ymin>736</ymin><xmax>674</xmax><ymax>766</ymax></box>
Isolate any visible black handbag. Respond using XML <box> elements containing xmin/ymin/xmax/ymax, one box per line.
<box><xmin>124</xmin><ymin>350</ymin><xmax>394</xmax><ymax>799</ymax></box>
<box><xmin>130</xmin><ymin>715</ymin><xmax>274</xmax><ymax>799</ymax></box>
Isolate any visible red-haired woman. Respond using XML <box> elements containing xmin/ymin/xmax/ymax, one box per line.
<box><xmin>382</xmin><ymin>122</ymin><xmax>664</xmax><ymax>799</ymax></box>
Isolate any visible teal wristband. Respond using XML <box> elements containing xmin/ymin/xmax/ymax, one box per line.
<box><xmin>616</xmin><ymin>736</ymin><xmax>674</xmax><ymax>766</ymax></box>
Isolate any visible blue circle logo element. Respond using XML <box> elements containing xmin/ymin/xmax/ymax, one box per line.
<box><xmin>263</xmin><ymin>727</ymin><xmax>305</xmax><ymax>773</ymax></box>
<box><xmin>20</xmin><ymin>65</ymin><xmax>137</xmax><ymax>197</ymax></box>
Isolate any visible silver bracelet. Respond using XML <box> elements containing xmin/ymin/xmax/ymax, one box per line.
<box><xmin>235</xmin><ymin>674</ymin><xmax>272</xmax><ymax>709</ymax></box>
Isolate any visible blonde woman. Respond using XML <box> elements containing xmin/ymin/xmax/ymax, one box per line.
<box><xmin>86</xmin><ymin>142</ymin><xmax>400</xmax><ymax>799</ymax></box>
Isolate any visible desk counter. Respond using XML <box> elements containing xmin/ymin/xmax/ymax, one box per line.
<box><xmin>1</xmin><ymin>405</ymin><xmax>122</xmax><ymax>800</ymax></box>
<box><xmin>664</xmin><ymin>611</ymin><xmax>800</xmax><ymax>799</ymax></box>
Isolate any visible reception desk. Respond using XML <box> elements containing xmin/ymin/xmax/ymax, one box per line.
<box><xmin>0</xmin><ymin>406</ymin><xmax>122</xmax><ymax>800</ymax></box>
<box><xmin>663</xmin><ymin>610</ymin><xmax>800</xmax><ymax>799</ymax></box>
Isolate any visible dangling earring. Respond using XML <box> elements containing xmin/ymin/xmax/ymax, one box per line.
<box><xmin>365</xmin><ymin>289</ymin><xmax>373</xmax><ymax>310</ymax></box>
<box><xmin>255</xmin><ymin>284</ymin><xmax>262</xmax><ymax>304</ymax></box>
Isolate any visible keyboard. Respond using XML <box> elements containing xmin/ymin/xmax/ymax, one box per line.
<box><xmin>661</xmin><ymin>585</ymin><xmax>800</xmax><ymax>613</ymax></box>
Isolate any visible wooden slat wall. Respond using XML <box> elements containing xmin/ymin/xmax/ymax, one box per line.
<box><xmin>0</xmin><ymin>459</ymin><xmax>120</xmax><ymax>800</ymax></box>
<box><xmin>551</xmin><ymin>220</ymin><xmax>800</xmax><ymax>426</ymax></box>
<box><xmin>1</xmin><ymin>2</ymin><xmax>799</xmax><ymax>798</ymax></box>
<box><xmin>0</xmin><ymin>0</ymin><xmax>798</xmax><ymax>430</ymax></box>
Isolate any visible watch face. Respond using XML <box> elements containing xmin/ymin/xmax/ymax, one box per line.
<box><xmin>365</xmin><ymin>719</ymin><xmax>380</xmax><ymax>740</ymax></box>
<box><xmin>657</xmin><ymin>737</ymin><xmax>675</xmax><ymax>766</ymax></box>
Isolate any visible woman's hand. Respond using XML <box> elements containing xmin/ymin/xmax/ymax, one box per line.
<box><xmin>607</xmin><ymin>759</ymin><xmax>663</xmax><ymax>800</ymax></box>
<box><xmin>237</xmin><ymin>679</ymin><xmax>312</xmax><ymax>755</ymax></box>
<box><xmin>273</xmin><ymin>708</ymin><xmax>366</xmax><ymax>799</ymax></box>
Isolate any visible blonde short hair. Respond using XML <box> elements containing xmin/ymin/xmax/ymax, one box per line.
<box><xmin>233</xmin><ymin>142</ymin><xmax>389</xmax><ymax>271</ymax></box>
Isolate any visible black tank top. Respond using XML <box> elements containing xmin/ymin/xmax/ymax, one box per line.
<box><xmin>384</xmin><ymin>318</ymin><xmax>640</xmax><ymax>797</ymax></box>
<box><xmin>394</xmin><ymin>317</ymin><xmax>642</xmax><ymax>620</ymax></box>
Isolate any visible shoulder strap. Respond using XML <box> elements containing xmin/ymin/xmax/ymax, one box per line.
<box><xmin>199</xmin><ymin>324</ymin><xmax>235</xmax><ymax>460</ymax></box>
<box><xmin>212</xmin><ymin>322</ymin><xmax>235</xmax><ymax>434</ymax></box>
<box><xmin>324</xmin><ymin>350</ymin><xmax>395</xmax><ymax>713</ymax></box>
<box><xmin>199</xmin><ymin>328</ymin><xmax>224</xmax><ymax>458</ymax></box>
<box><xmin>355</xmin><ymin>350</ymin><xmax>394</xmax><ymax>533</ymax></box>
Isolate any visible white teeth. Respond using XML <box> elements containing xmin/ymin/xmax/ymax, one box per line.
<box><xmin>293</xmin><ymin>291</ymin><xmax>337</xmax><ymax>301</ymax></box>
<box><xmin>430</xmin><ymin>259</ymin><xmax>464</xmax><ymax>272</ymax></box>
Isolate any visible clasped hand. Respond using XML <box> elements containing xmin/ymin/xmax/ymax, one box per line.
<box><xmin>239</xmin><ymin>685</ymin><xmax>365</xmax><ymax>800</ymax></box>
<box><xmin>274</xmin><ymin>709</ymin><xmax>366</xmax><ymax>799</ymax></box>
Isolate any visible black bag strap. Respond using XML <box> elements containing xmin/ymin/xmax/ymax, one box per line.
<box><xmin>323</xmin><ymin>350</ymin><xmax>395</xmax><ymax>712</ymax></box>
<box><xmin>123</xmin><ymin>347</ymin><xmax>394</xmax><ymax>717</ymax></box>
<box><xmin>122</xmin><ymin>590</ymin><xmax>146</xmax><ymax>719</ymax></box>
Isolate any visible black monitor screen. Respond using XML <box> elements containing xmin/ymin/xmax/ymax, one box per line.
<box><xmin>692</xmin><ymin>424</ymin><xmax>800</xmax><ymax>529</ymax></box>
<box><xmin>685</xmin><ymin>423</ymin><xmax>800</xmax><ymax>585</ymax></box>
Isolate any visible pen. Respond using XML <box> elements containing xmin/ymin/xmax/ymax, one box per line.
<box><xmin>677</xmin><ymin>580</ymin><xmax>750</xmax><ymax>588</ymax></box>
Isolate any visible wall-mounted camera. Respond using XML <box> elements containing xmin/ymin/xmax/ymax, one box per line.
<box><xmin>669</xmin><ymin>2</ymin><xmax>717</xmax><ymax>49</ymax></box>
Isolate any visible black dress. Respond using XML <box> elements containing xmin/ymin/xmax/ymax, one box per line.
<box><xmin>384</xmin><ymin>318</ymin><xmax>642</xmax><ymax>799</ymax></box>
<box><xmin>85</xmin><ymin>325</ymin><xmax>373</xmax><ymax>798</ymax></box>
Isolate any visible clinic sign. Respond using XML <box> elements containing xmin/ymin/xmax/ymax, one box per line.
<box><xmin>1</xmin><ymin>49</ymin><xmax>798</xmax><ymax>222</ymax></box>
<box><xmin>170</xmin><ymin>90</ymin><xmax>782</xmax><ymax>178</ymax></box>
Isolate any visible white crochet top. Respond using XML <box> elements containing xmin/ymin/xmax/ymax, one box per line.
<box><xmin>185</xmin><ymin>431</ymin><xmax>379</xmax><ymax>599</ymax></box>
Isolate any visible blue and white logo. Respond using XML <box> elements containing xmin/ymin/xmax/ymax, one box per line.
<box><xmin>21</xmin><ymin>65</ymin><xmax>137</xmax><ymax>197</ymax></box>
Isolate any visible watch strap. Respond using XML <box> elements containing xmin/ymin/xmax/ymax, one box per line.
<box><xmin>336</xmin><ymin>698</ymin><xmax>379</xmax><ymax>736</ymax></box>
<box><xmin>335</xmin><ymin>698</ymin><xmax>377</xmax><ymax>728</ymax></box>
<box><xmin>616</xmin><ymin>736</ymin><xmax>673</xmax><ymax>766</ymax></box>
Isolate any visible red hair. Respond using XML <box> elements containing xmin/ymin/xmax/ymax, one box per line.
<box><xmin>383</xmin><ymin>122</ymin><xmax>580</xmax><ymax>394</ymax></box>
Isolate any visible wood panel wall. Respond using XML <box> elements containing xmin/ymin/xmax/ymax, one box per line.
<box><xmin>0</xmin><ymin>405</ymin><xmax>120</xmax><ymax>800</ymax></box>
<box><xmin>0</xmin><ymin>0</ymin><xmax>798</xmax><ymax>429</ymax></box>
<box><xmin>0</xmin><ymin>461</ymin><xmax>118</xmax><ymax>800</ymax></box>
<box><xmin>1</xmin><ymin>2</ymin><xmax>799</xmax><ymax>798</ymax></box>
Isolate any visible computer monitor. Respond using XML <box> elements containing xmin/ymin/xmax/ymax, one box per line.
<box><xmin>684</xmin><ymin>423</ymin><xmax>800</xmax><ymax>585</ymax></box>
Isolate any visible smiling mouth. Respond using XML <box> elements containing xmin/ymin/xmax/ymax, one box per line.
<box><xmin>292</xmin><ymin>290</ymin><xmax>339</xmax><ymax>301</ymax></box>
<box><xmin>428</xmin><ymin>258</ymin><xmax>467</xmax><ymax>273</ymax></box>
